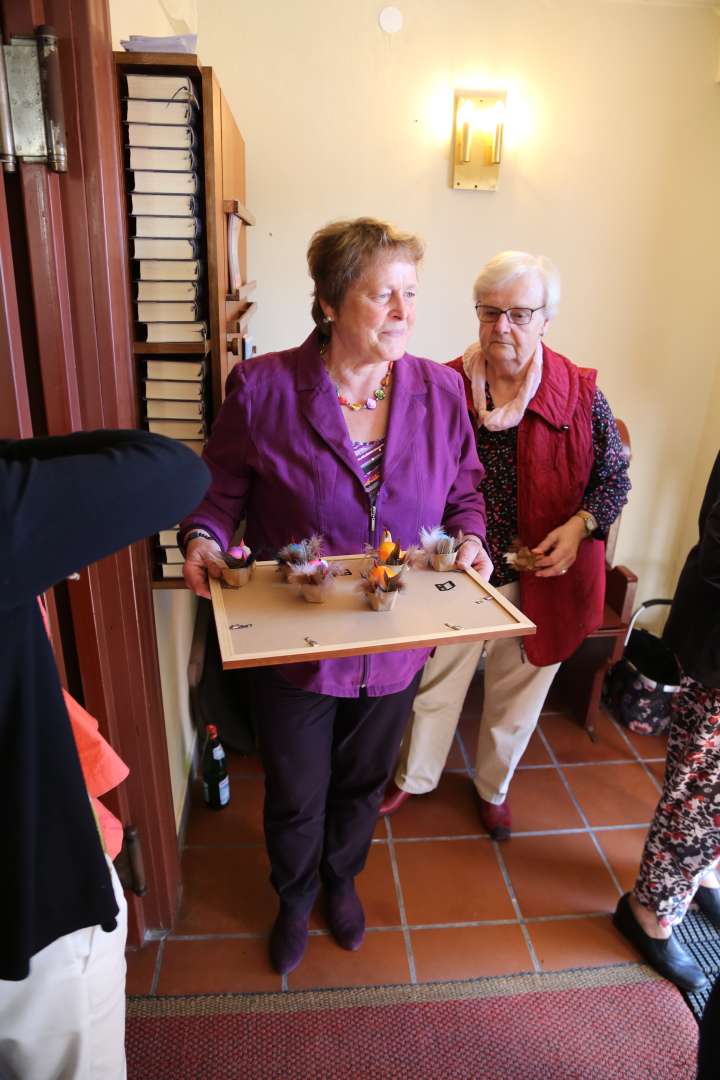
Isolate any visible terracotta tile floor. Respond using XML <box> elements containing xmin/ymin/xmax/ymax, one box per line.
<box><xmin>127</xmin><ymin>685</ymin><xmax>667</xmax><ymax>995</ymax></box>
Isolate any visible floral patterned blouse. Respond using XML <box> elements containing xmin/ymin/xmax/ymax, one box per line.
<box><xmin>479</xmin><ymin>386</ymin><xmax>631</xmax><ymax>587</ymax></box>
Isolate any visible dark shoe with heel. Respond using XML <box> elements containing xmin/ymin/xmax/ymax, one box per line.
<box><xmin>613</xmin><ymin>893</ymin><xmax>708</xmax><ymax>992</ymax></box>
<box><xmin>326</xmin><ymin>886</ymin><xmax>365</xmax><ymax>951</ymax></box>
<box><xmin>269</xmin><ymin>905</ymin><xmax>310</xmax><ymax>975</ymax></box>
<box><xmin>476</xmin><ymin>794</ymin><xmax>512</xmax><ymax>841</ymax></box>
<box><xmin>379</xmin><ymin>781</ymin><xmax>412</xmax><ymax>816</ymax></box>
<box><xmin>695</xmin><ymin>886</ymin><xmax>720</xmax><ymax>929</ymax></box>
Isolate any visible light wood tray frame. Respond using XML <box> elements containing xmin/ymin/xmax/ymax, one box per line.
<box><xmin>210</xmin><ymin>555</ymin><xmax>535</xmax><ymax>669</ymax></box>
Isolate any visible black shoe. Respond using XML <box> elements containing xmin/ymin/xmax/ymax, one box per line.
<box><xmin>613</xmin><ymin>893</ymin><xmax>708</xmax><ymax>992</ymax></box>
<box><xmin>325</xmin><ymin>886</ymin><xmax>365</xmax><ymax>951</ymax></box>
<box><xmin>269</xmin><ymin>905</ymin><xmax>310</xmax><ymax>975</ymax></box>
<box><xmin>695</xmin><ymin>886</ymin><xmax>720</xmax><ymax>929</ymax></box>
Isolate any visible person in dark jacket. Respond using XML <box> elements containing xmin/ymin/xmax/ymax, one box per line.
<box><xmin>0</xmin><ymin>429</ymin><xmax>209</xmax><ymax>1079</ymax></box>
<box><xmin>614</xmin><ymin>450</ymin><xmax>720</xmax><ymax>992</ymax></box>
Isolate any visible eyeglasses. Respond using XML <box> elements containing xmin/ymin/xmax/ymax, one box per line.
<box><xmin>475</xmin><ymin>304</ymin><xmax>544</xmax><ymax>325</ymax></box>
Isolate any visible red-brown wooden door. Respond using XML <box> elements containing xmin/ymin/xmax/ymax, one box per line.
<box><xmin>0</xmin><ymin>0</ymin><xmax>181</xmax><ymax>946</ymax></box>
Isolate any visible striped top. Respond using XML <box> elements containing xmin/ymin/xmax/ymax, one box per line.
<box><xmin>352</xmin><ymin>437</ymin><xmax>385</xmax><ymax>498</ymax></box>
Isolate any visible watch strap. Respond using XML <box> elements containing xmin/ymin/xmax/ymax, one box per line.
<box><xmin>180</xmin><ymin>528</ymin><xmax>219</xmax><ymax>554</ymax></box>
<box><xmin>575</xmin><ymin>510</ymin><xmax>598</xmax><ymax>535</ymax></box>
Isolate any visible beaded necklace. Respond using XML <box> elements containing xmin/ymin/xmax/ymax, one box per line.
<box><xmin>335</xmin><ymin>361</ymin><xmax>393</xmax><ymax>411</ymax></box>
<box><xmin>321</xmin><ymin>340</ymin><xmax>394</xmax><ymax>410</ymax></box>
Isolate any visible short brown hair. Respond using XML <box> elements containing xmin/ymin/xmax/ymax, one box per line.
<box><xmin>307</xmin><ymin>217</ymin><xmax>424</xmax><ymax>336</ymax></box>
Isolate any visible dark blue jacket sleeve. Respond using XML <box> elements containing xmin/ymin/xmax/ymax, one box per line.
<box><xmin>0</xmin><ymin>429</ymin><xmax>210</xmax><ymax>609</ymax></box>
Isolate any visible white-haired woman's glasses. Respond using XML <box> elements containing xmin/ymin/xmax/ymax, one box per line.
<box><xmin>475</xmin><ymin>304</ymin><xmax>545</xmax><ymax>325</ymax></box>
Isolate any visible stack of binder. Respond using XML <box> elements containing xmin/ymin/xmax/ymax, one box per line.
<box><xmin>144</xmin><ymin>356</ymin><xmax>207</xmax><ymax>576</ymax></box>
<box><xmin>122</xmin><ymin>74</ymin><xmax>207</xmax><ymax>344</ymax></box>
<box><xmin>143</xmin><ymin>357</ymin><xmax>206</xmax><ymax>451</ymax></box>
<box><xmin>121</xmin><ymin>73</ymin><xmax>210</xmax><ymax>577</ymax></box>
<box><xmin>156</xmin><ymin>528</ymin><xmax>185</xmax><ymax>579</ymax></box>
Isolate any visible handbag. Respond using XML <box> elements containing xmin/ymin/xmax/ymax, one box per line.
<box><xmin>603</xmin><ymin>599</ymin><xmax>681</xmax><ymax>736</ymax></box>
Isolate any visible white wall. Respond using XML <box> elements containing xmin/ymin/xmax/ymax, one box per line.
<box><xmin>152</xmin><ymin>590</ymin><xmax>198</xmax><ymax>829</ymax></box>
<box><xmin>109</xmin><ymin>0</ymin><xmax>195</xmax><ymax>43</ymax></box>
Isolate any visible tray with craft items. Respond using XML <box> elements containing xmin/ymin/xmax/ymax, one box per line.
<box><xmin>209</xmin><ymin>542</ymin><xmax>536</xmax><ymax>670</ymax></box>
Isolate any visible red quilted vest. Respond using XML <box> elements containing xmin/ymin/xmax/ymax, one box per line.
<box><xmin>449</xmin><ymin>345</ymin><xmax>606</xmax><ymax>665</ymax></box>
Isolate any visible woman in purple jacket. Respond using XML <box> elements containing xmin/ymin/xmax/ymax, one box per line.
<box><xmin>180</xmin><ymin>218</ymin><xmax>491</xmax><ymax>974</ymax></box>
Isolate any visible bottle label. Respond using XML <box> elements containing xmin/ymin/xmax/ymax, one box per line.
<box><xmin>218</xmin><ymin>776</ymin><xmax>230</xmax><ymax>805</ymax></box>
<box><xmin>212</xmin><ymin>745</ymin><xmax>225</xmax><ymax>761</ymax></box>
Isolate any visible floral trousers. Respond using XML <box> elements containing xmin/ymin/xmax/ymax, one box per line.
<box><xmin>634</xmin><ymin>674</ymin><xmax>720</xmax><ymax>926</ymax></box>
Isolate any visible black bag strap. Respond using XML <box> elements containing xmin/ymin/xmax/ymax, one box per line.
<box><xmin>624</xmin><ymin>598</ymin><xmax>673</xmax><ymax>647</ymax></box>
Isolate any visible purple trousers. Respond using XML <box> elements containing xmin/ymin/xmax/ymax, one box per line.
<box><xmin>254</xmin><ymin>667</ymin><xmax>422</xmax><ymax>910</ymax></box>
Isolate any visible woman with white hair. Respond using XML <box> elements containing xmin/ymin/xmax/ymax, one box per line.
<box><xmin>381</xmin><ymin>251</ymin><xmax>631</xmax><ymax>837</ymax></box>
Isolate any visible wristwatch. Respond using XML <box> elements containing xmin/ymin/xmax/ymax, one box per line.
<box><xmin>574</xmin><ymin>510</ymin><xmax>598</xmax><ymax>536</ymax></box>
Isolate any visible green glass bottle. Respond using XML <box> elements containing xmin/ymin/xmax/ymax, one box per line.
<box><xmin>202</xmin><ymin>724</ymin><xmax>230</xmax><ymax>810</ymax></box>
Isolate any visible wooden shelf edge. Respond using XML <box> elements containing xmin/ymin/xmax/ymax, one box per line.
<box><xmin>227</xmin><ymin>302</ymin><xmax>258</xmax><ymax>337</ymax></box>
<box><xmin>223</xmin><ymin>199</ymin><xmax>256</xmax><ymax>226</ymax></box>
<box><xmin>151</xmin><ymin>578</ymin><xmax>188</xmax><ymax>590</ymax></box>
<box><xmin>226</xmin><ymin>280</ymin><xmax>257</xmax><ymax>303</ymax></box>
<box><xmin>113</xmin><ymin>52</ymin><xmax>201</xmax><ymax>71</ymax></box>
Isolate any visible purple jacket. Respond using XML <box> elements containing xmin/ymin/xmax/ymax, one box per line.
<box><xmin>181</xmin><ymin>331</ymin><xmax>486</xmax><ymax>697</ymax></box>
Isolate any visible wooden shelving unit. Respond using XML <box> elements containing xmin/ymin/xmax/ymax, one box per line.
<box><xmin>113</xmin><ymin>51</ymin><xmax>257</xmax><ymax>587</ymax></box>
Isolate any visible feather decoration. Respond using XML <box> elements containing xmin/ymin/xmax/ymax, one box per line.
<box><xmin>358</xmin><ymin>560</ymin><xmax>409</xmax><ymax>595</ymax></box>
<box><xmin>221</xmin><ymin>543</ymin><xmax>255</xmax><ymax>569</ymax></box>
<box><xmin>288</xmin><ymin>556</ymin><xmax>337</xmax><ymax>603</ymax></box>
<box><xmin>419</xmin><ymin>525</ymin><xmax>463</xmax><ymax>556</ymax></box>
<box><xmin>419</xmin><ymin>525</ymin><xmax>464</xmax><ymax>570</ymax></box>
<box><xmin>276</xmin><ymin>535</ymin><xmax>325</xmax><ymax>579</ymax></box>
<box><xmin>366</xmin><ymin>529</ymin><xmax>419</xmax><ymax>567</ymax></box>
<box><xmin>288</xmin><ymin>558</ymin><xmax>336</xmax><ymax>586</ymax></box>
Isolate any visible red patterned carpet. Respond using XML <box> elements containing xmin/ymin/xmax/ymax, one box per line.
<box><xmin>127</xmin><ymin>964</ymin><xmax>698</xmax><ymax>1079</ymax></box>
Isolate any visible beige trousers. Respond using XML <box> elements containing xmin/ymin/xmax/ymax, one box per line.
<box><xmin>395</xmin><ymin>583</ymin><xmax>560</xmax><ymax>804</ymax></box>
<box><xmin>0</xmin><ymin>857</ymin><xmax>127</xmax><ymax>1080</ymax></box>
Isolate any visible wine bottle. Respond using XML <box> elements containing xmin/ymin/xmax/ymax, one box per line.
<box><xmin>202</xmin><ymin>723</ymin><xmax>230</xmax><ymax>810</ymax></box>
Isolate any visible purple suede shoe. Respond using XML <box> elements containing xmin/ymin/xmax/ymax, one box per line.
<box><xmin>326</xmin><ymin>886</ymin><xmax>366</xmax><ymax>951</ymax></box>
<box><xmin>269</xmin><ymin>905</ymin><xmax>310</xmax><ymax>975</ymax></box>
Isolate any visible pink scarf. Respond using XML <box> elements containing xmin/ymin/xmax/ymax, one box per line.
<box><xmin>462</xmin><ymin>339</ymin><xmax>543</xmax><ymax>431</ymax></box>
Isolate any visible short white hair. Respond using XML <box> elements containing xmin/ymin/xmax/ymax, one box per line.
<box><xmin>473</xmin><ymin>251</ymin><xmax>561</xmax><ymax>319</ymax></box>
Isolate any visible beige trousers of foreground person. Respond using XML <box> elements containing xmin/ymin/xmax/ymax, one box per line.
<box><xmin>395</xmin><ymin>584</ymin><xmax>560</xmax><ymax>803</ymax></box>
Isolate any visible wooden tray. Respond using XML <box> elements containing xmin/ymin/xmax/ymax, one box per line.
<box><xmin>210</xmin><ymin>555</ymin><xmax>535</xmax><ymax>670</ymax></box>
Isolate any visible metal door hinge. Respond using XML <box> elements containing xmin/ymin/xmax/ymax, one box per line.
<box><xmin>0</xmin><ymin>25</ymin><xmax>67</xmax><ymax>173</ymax></box>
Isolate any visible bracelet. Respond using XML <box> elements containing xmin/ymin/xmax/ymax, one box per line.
<box><xmin>181</xmin><ymin>528</ymin><xmax>219</xmax><ymax>554</ymax></box>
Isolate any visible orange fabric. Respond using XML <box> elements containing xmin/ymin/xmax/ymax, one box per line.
<box><xmin>38</xmin><ymin>598</ymin><xmax>129</xmax><ymax>859</ymax></box>
<box><xmin>61</xmin><ymin>689</ymin><xmax>129</xmax><ymax>859</ymax></box>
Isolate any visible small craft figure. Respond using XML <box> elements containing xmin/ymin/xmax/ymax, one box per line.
<box><xmin>370</xmin><ymin>528</ymin><xmax>417</xmax><ymax>567</ymax></box>
<box><xmin>419</xmin><ymin>525</ymin><xmax>464</xmax><ymax>572</ymax></box>
<box><xmin>376</xmin><ymin>528</ymin><xmax>402</xmax><ymax>564</ymax></box>
<box><xmin>503</xmin><ymin>537</ymin><xmax>541</xmax><ymax>572</ymax></box>
<box><xmin>220</xmin><ymin>542</ymin><xmax>256</xmax><ymax>588</ymax></box>
<box><xmin>290</xmin><ymin>558</ymin><xmax>337</xmax><ymax>603</ymax></box>
<box><xmin>359</xmin><ymin>561</ymin><xmax>408</xmax><ymax>612</ymax></box>
<box><xmin>276</xmin><ymin>535</ymin><xmax>324</xmax><ymax>581</ymax></box>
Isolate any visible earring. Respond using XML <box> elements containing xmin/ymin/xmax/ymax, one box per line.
<box><xmin>323</xmin><ymin>315</ymin><xmax>333</xmax><ymax>324</ymax></box>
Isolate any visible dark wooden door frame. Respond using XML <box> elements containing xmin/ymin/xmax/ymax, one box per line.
<box><xmin>2</xmin><ymin>0</ymin><xmax>182</xmax><ymax>944</ymax></box>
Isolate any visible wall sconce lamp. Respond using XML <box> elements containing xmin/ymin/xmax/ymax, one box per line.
<box><xmin>452</xmin><ymin>89</ymin><xmax>506</xmax><ymax>191</ymax></box>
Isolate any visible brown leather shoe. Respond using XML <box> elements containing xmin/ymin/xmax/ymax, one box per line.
<box><xmin>477</xmin><ymin>794</ymin><xmax>511</xmax><ymax>841</ymax></box>
<box><xmin>379</xmin><ymin>781</ymin><xmax>412</xmax><ymax>816</ymax></box>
